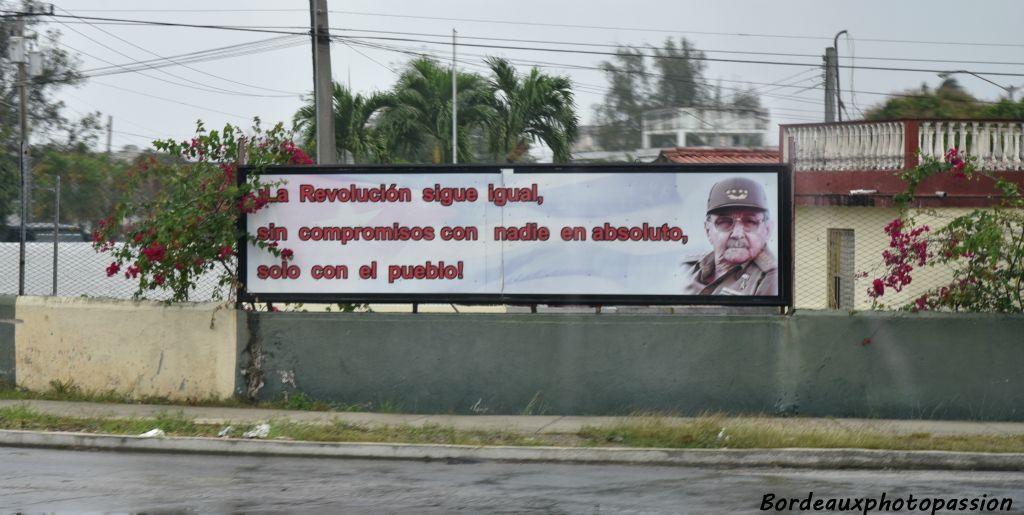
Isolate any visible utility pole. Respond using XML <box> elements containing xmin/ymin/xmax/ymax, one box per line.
<box><xmin>823</xmin><ymin>47</ymin><xmax>837</xmax><ymax>123</ymax></box>
<box><xmin>105</xmin><ymin>116</ymin><xmax>112</xmax><ymax>154</ymax></box>
<box><xmin>451</xmin><ymin>29</ymin><xmax>457</xmax><ymax>164</ymax></box>
<box><xmin>52</xmin><ymin>175</ymin><xmax>59</xmax><ymax>296</ymax></box>
<box><xmin>14</xmin><ymin>18</ymin><xmax>29</xmax><ymax>295</ymax></box>
<box><xmin>310</xmin><ymin>0</ymin><xmax>336</xmax><ymax>164</ymax></box>
<box><xmin>833</xmin><ymin>30</ymin><xmax>848</xmax><ymax>122</ymax></box>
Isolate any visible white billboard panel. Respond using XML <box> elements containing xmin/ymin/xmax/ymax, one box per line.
<box><xmin>242</xmin><ymin>166</ymin><xmax>789</xmax><ymax>304</ymax></box>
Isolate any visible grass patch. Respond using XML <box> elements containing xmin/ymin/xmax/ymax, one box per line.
<box><xmin>0</xmin><ymin>382</ymin><xmax>354</xmax><ymax>413</ymax></box>
<box><xmin>0</xmin><ymin>405</ymin><xmax>216</xmax><ymax>437</ymax></box>
<box><xmin>0</xmin><ymin>405</ymin><xmax>546</xmax><ymax>447</ymax></box>
<box><xmin>267</xmin><ymin>420</ymin><xmax>542</xmax><ymax>447</ymax></box>
<box><xmin>0</xmin><ymin>406</ymin><xmax>1022</xmax><ymax>453</ymax></box>
<box><xmin>578</xmin><ymin>415</ymin><xmax>1024</xmax><ymax>453</ymax></box>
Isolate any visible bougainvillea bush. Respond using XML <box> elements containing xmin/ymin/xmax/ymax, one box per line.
<box><xmin>93</xmin><ymin>120</ymin><xmax>311</xmax><ymax>302</ymax></box>
<box><xmin>868</xmin><ymin>149</ymin><xmax>1024</xmax><ymax>313</ymax></box>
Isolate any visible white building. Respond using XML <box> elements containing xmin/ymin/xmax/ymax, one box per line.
<box><xmin>641</xmin><ymin>107</ymin><xmax>769</xmax><ymax>149</ymax></box>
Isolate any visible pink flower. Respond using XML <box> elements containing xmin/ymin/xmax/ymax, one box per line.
<box><xmin>141</xmin><ymin>242</ymin><xmax>167</xmax><ymax>263</ymax></box>
<box><xmin>217</xmin><ymin>246</ymin><xmax>233</xmax><ymax>260</ymax></box>
<box><xmin>106</xmin><ymin>262</ymin><xmax>121</xmax><ymax>277</ymax></box>
<box><xmin>153</xmin><ymin>273</ymin><xmax>165</xmax><ymax>286</ymax></box>
<box><xmin>125</xmin><ymin>265</ymin><xmax>141</xmax><ymax>279</ymax></box>
<box><xmin>280</xmin><ymin>248</ymin><xmax>294</xmax><ymax>260</ymax></box>
<box><xmin>915</xmin><ymin>295</ymin><xmax>928</xmax><ymax>310</ymax></box>
<box><xmin>871</xmin><ymin>278</ymin><xmax>885</xmax><ymax>297</ymax></box>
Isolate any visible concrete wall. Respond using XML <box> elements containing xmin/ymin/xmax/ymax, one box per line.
<box><xmin>6</xmin><ymin>296</ymin><xmax>1022</xmax><ymax>420</ymax></box>
<box><xmin>15</xmin><ymin>296</ymin><xmax>237</xmax><ymax>400</ymax></box>
<box><xmin>0</xmin><ymin>296</ymin><xmax>15</xmax><ymax>386</ymax></box>
<box><xmin>241</xmin><ymin>310</ymin><xmax>1024</xmax><ymax>420</ymax></box>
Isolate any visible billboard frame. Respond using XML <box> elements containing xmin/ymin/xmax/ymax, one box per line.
<box><xmin>238</xmin><ymin>163</ymin><xmax>793</xmax><ymax>307</ymax></box>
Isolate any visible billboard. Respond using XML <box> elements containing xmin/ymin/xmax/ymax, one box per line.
<box><xmin>239</xmin><ymin>164</ymin><xmax>792</xmax><ymax>306</ymax></box>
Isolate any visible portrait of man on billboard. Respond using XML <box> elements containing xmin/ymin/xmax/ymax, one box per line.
<box><xmin>682</xmin><ymin>176</ymin><xmax>778</xmax><ymax>296</ymax></box>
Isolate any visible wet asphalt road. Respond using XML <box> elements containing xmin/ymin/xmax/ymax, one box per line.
<box><xmin>0</xmin><ymin>446</ymin><xmax>1022</xmax><ymax>514</ymax></box>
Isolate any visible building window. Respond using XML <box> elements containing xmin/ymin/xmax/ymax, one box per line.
<box><xmin>648</xmin><ymin>133</ymin><xmax>678</xmax><ymax>148</ymax></box>
<box><xmin>827</xmin><ymin>229</ymin><xmax>855</xmax><ymax>309</ymax></box>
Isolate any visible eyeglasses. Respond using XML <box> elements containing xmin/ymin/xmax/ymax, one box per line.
<box><xmin>711</xmin><ymin>214</ymin><xmax>765</xmax><ymax>233</ymax></box>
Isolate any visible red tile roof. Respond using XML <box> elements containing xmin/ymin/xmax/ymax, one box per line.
<box><xmin>655</xmin><ymin>147</ymin><xmax>781</xmax><ymax>164</ymax></box>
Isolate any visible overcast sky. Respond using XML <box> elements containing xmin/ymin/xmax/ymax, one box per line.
<box><xmin>22</xmin><ymin>0</ymin><xmax>1024</xmax><ymax>154</ymax></box>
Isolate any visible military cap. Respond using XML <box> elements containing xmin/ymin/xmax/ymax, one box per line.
<box><xmin>706</xmin><ymin>177</ymin><xmax>769</xmax><ymax>214</ymax></box>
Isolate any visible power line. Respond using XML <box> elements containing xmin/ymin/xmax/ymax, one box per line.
<box><xmin>344</xmin><ymin>38</ymin><xmax>827</xmax><ymax>124</ymax></box>
<box><xmin>345</xmin><ymin>38</ymin><xmax>827</xmax><ymax>107</ymax></box>
<box><xmin>19</xmin><ymin>11</ymin><xmax>1024</xmax><ymax>84</ymax></box>
<box><xmin>46</xmin><ymin>17</ymin><xmax>1024</xmax><ymax>67</ymax></box>
<box><xmin>21</xmin><ymin>11</ymin><xmax>1024</xmax><ymax>63</ymax></box>
<box><xmin>80</xmin><ymin>36</ymin><xmax>307</xmax><ymax>77</ymax></box>
<box><xmin>321</xmin><ymin>9</ymin><xmax>1024</xmax><ymax>49</ymax></box>
<box><xmin>339</xmin><ymin>40</ymin><xmax>398</xmax><ymax>74</ymax></box>
<box><xmin>31</xmin><ymin>12</ymin><xmax>307</xmax><ymax>36</ymax></box>
<box><xmin>58</xmin><ymin>7</ymin><xmax>302</xmax><ymax>96</ymax></box>
<box><xmin>331</xmin><ymin>34</ymin><xmax>1024</xmax><ymax>78</ymax></box>
<box><xmin>344</xmin><ymin>36</ymin><xmax>1007</xmax><ymax>109</ymax></box>
<box><xmin>89</xmin><ymin>80</ymin><xmax>252</xmax><ymax>121</ymax></box>
<box><xmin>328</xmin><ymin>27</ymin><xmax>1024</xmax><ymax>67</ymax></box>
<box><xmin>51</xmin><ymin>19</ymin><xmax>297</xmax><ymax>98</ymax></box>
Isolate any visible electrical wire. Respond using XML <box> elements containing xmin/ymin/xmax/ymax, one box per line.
<box><xmin>323</xmin><ymin>9</ymin><xmax>1024</xmax><ymax>49</ymax></box>
<box><xmin>89</xmin><ymin>80</ymin><xmax>252</xmax><ymax>121</ymax></box>
<box><xmin>51</xmin><ymin>19</ymin><xmax>297</xmax><ymax>98</ymax></box>
<box><xmin>58</xmin><ymin>7</ymin><xmax>303</xmax><ymax>96</ymax></box>
<box><xmin>328</xmin><ymin>27</ymin><xmax>1024</xmax><ymax>67</ymax></box>
<box><xmin>341</xmin><ymin>36</ymin><xmax>1009</xmax><ymax>106</ymax></box>
<box><xmin>79</xmin><ymin>36</ymin><xmax>307</xmax><ymax>78</ymax></box>
<box><xmin>330</xmin><ymin>34</ymin><xmax>1024</xmax><ymax>77</ymax></box>
<box><xmin>15</xmin><ymin>12</ymin><xmax>1024</xmax><ymax>77</ymax></box>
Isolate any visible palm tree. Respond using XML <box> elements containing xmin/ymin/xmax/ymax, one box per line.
<box><xmin>485</xmin><ymin>57</ymin><xmax>578</xmax><ymax>163</ymax></box>
<box><xmin>293</xmin><ymin>82</ymin><xmax>395</xmax><ymax>163</ymax></box>
<box><xmin>379</xmin><ymin>58</ymin><xmax>492</xmax><ymax>164</ymax></box>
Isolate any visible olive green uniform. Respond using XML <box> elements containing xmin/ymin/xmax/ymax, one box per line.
<box><xmin>682</xmin><ymin>249</ymin><xmax>778</xmax><ymax>296</ymax></box>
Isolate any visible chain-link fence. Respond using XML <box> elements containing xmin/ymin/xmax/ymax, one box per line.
<box><xmin>0</xmin><ymin>240</ymin><xmax>229</xmax><ymax>301</ymax></box>
<box><xmin>794</xmin><ymin>205</ymin><xmax>968</xmax><ymax>311</ymax></box>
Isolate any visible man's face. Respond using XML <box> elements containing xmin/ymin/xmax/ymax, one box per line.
<box><xmin>704</xmin><ymin>208</ymin><xmax>772</xmax><ymax>266</ymax></box>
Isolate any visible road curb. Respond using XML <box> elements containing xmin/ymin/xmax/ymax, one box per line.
<box><xmin>1</xmin><ymin>429</ymin><xmax>1023</xmax><ymax>471</ymax></box>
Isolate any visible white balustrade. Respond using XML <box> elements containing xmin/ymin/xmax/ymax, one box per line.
<box><xmin>918</xmin><ymin>121</ymin><xmax>1024</xmax><ymax>171</ymax></box>
<box><xmin>784</xmin><ymin>121</ymin><xmax>1024</xmax><ymax>172</ymax></box>
<box><xmin>783</xmin><ymin>122</ymin><xmax>906</xmax><ymax>171</ymax></box>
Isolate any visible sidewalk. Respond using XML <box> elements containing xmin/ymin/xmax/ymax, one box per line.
<box><xmin>3</xmin><ymin>399</ymin><xmax>1024</xmax><ymax>471</ymax></box>
<box><xmin>3</xmin><ymin>399</ymin><xmax>1024</xmax><ymax>437</ymax></box>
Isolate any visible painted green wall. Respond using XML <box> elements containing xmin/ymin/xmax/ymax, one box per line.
<box><xmin>239</xmin><ymin>310</ymin><xmax>1024</xmax><ymax>420</ymax></box>
<box><xmin>0</xmin><ymin>296</ymin><xmax>16</xmax><ymax>386</ymax></box>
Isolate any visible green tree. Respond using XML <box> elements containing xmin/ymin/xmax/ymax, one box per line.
<box><xmin>865</xmin><ymin>78</ymin><xmax>985</xmax><ymax>120</ymax></box>
<box><xmin>650</xmin><ymin>37</ymin><xmax>707</xmax><ymax>109</ymax></box>
<box><xmin>593</xmin><ymin>38</ymin><xmax>734</xmax><ymax>152</ymax></box>
<box><xmin>730</xmin><ymin>85</ymin><xmax>764</xmax><ymax>113</ymax></box>
<box><xmin>379</xmin><ymin>57</ymin><xmax>492</xmax><ymax>164</ymax></box>
<box><xmin>484</xmin><ymin>57</ymin><xmax>578</xmax><ymax>163</ymax></box>
<box><xmin>593</xmin><ymin>47</ymin><xmax>651</xmax><ymax>151</ymax></box>
<box><xmin>28</xmin><ymin>148</ymin><xmax>137</xmax><ymax>227</ymax></box>
<box><xmin>292</xmin><ymin>82</ymin><xmax>396</xmax><ymax>164</ymax></box>
<box><xmin>1</xmin><ymin>10</ymin><xmax>85</xmax><ymax>222</ymax></box>
<box><xmin>979</xmin><ymin>97</ymin><xmax>1024</xmax><ymax>119</ymax></box>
